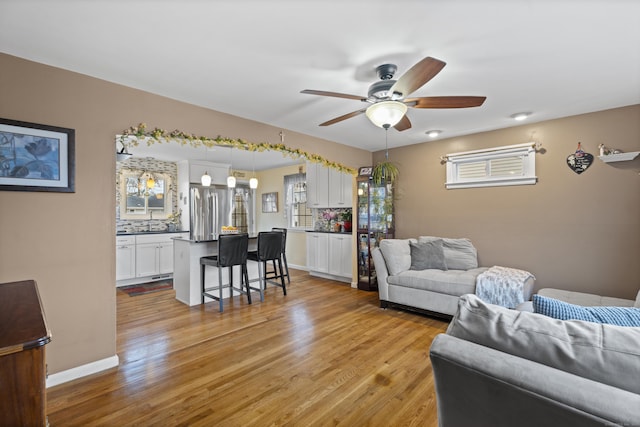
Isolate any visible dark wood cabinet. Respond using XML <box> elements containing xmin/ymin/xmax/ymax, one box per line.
<box><xmin>0</xmin><ymin>280</ymin><xmax>51</xmax><ymax>427</ymax></box>
<box><xmin>356</xmin><ymin>175</ymin><xmax>394</xmax><ymax>291</ymax></box>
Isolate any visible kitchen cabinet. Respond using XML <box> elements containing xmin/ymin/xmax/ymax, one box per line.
<box><xmin>328</xmin><ymin>168</ymin><xmax>353</xmax><ymax>207</ymax></box>
<box><xmin>306</xmin><ymin>162</ymin><xmax>353</xmax><ymax>208</ymax></box>
<box><xmin>115</xmin><ymin>235</ymin><xmax>136</xmax><ymax>281</ymax></box>
<box><xmin>306</xmin><ymin>232</ymin><xmax>329</xmax><ymax>273</ymax></box>
<box><xmin>306</xmin><ymin>162</ymin><xmax>329</xmax><ymax>207</ymax></box>
<box><xmin>307</xmin><ymin>231</ymin><xmax>352</xmax><ymax>282</ymax></box>
<box><xmin>328</xmin><ymin>233</ymin><xmax>352</xmax><ymax>278</ymax></box>
<box><xmin>187</xmin><ymin>161</ymin><xmax>229</xmax><ymax>185</ymax></box>
<box><xmin>117</xmin><ymin>232</ymin><xmax>188</xmax><ymax>286</ymax></box>
<box><xmin>135</xmin><ymin>233</ymin><xmax>178</xmax><ymax>278</ymax></box>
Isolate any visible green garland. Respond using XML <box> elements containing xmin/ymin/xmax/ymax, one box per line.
<box><xmin>119</xmin><ymin>123</ymin><xmax>357</xmax><ymax>174</ymax></box>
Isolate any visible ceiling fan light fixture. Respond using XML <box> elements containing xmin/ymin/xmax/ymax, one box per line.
<box><xmin>426</xmin><ymin>130</ymin><xmax>442</xmax><ymax>138</ymax></box>
<box><xmin>511</xmin><ymin>112</ymin><xmax>531</xmax><ymax>121</ymax></box>
<box><xmin>366</xmin><ymin>101</ymin><xmax>408</xmax><ymax>128</ymax></box>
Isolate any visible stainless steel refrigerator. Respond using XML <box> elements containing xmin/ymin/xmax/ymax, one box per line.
<box><xmin>189</xmin><ymin>184</ymin><xmax>232</xmax><ymax>241</ymax></box>
<box><xmin>189</xmin><ymin>184</ymin><xmax>255</xmax><ymax>241</ymax></box>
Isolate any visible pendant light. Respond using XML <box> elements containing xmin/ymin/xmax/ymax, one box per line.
<box><xmin>249</xmin><ymin>150</ymin><xmax>258</xmax><ymax>189</ymax></box>
<box><xmin>201</xmin><ymin>146</ymin><xmax>211</xmax><ymax>187</ymax></box>
<box><xmin>227</xmin><ymin>147</ymin><xmax>236</xmax><ymax>188</ymax></box>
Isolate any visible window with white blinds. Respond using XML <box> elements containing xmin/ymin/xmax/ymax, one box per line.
<box><xmin>445</xmin><ymin>143</ymin><xmax>537</xmax><ymax>189</ymax></box>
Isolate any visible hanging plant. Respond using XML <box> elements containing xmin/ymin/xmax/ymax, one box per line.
<box><xmin>371</xmin><ymin>161</ymin><xmax>398</xmax><ymax>185</ymax></box>
<box><xmin>372</xmin><ymin>126</ymin><xmax>399</xmax><ymax>185</ymax></box>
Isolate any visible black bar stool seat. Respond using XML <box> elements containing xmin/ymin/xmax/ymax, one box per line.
<box><xmin>271</xmin><ymin>227</ymin><xmax>290</xmax><ymax>284</ymax></box>
<box><xmin>201</xmin><ymin>233</ymin><xmax>252</xmax><ymax>312</ymax></box>
<box><xmin>247</xmin><ymin>231</ymin><xmax>286</xmax><ymax>296</ymax></box>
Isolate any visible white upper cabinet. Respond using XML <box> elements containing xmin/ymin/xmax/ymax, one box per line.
<box><xmin>306</xmin><ymin>162</ymin><xmax>352</xmax><ymax>208</ymax></box>
<box><xmin>306</xmin><ymin>162</ymin><xmax>329</xmax><ymax>208</ymax></box>
<box><xmin>328</xmin><ymin>168</ymin><xmax>352</xmax><ymax>207</ymax></box>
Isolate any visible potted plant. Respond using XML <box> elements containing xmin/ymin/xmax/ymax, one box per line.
<box><xmin>371</xmin><ymin>161</ymin><xmax>398</xmax><ymax>185</ymax></box>
<box><xmin>341</xmin><ymin>210</ymin><xmax>352</xmax><ymax>232</ymax></box>
<box><xmin>167</xmin><ymin>209</ymin><xmax>182</xmax><ymax>231</ymax></box>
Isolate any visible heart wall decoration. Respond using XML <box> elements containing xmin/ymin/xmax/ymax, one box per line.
<box><xmin>566</xmin><ymin>142</ymin><xmax>593</xmax><ymax>174</ymax></box>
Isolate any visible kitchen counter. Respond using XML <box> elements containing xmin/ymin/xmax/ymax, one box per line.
<box><xmin>173</xmin><ymin>236</ymin><xmax>260</xmax><ymax>306</ymax></box>
<box><xmin>305</xmin><ymin>230</ymin><xmax>353</xmax><ymax>235</ymax></box>
<box><xmin>116</xmin><ymin>230</ymin><xmax>189</xmax><ymax>236</ymax></box>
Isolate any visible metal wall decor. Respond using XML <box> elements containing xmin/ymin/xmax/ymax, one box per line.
<box><xmin>566</xmin><ymin>142</ymin><xmax>593</xmax><ymax>174</ymax></box>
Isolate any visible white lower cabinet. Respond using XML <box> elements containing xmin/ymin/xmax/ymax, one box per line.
<box><xmin>117</xmin><ymin>232</ymin><xmax>188</xmax><ymax>285</ymax></box>
<box><xmin>116</xmin><ymin>236</ymin><xmax>136</xmax><ymax>281</ymax></box>
<box><xmin>307</xmin><ymin>232</ymin><xmax>352</xmax><ymax>282</ymax></box>
<box><xmin>306</xmin><ymin>232</ymin><xmax>329</xmax><ymax>273</ymax></box>
<box><xmin>329</xmin><ymin>234</ymin><xmax>352</xmax><ymax>278</ymax></box>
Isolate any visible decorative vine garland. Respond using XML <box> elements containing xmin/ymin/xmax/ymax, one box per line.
<box><xmin>119</xmin><ymin>123</ymin><xmax>357</xmax><ymax>174</ymax></box>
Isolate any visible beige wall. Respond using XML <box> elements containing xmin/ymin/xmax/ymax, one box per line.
<box><xmin>374</xmin><ymin>105</ymin><xmax>640</xmax><ymax>299</ymax></box>
<box><xmin>0</xmin><ymin>53</ymin><xmax>370</xmax><ymax>374</ymax></box>
<box><xmin>254</xmin><ymin>163</ymin><xmax>309</xmax><ymax>268</ymax></box>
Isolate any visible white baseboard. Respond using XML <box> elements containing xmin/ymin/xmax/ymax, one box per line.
<box><xmin>46</xmin><ymin>355</ymin><xmax>120</xmax><ymax>388</ymax></box>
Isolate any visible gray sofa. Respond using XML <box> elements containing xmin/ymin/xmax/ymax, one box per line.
<box><xmin>371</xmin><ymin>236</ymin><xmax>534</xmax><ymax>317</ymax></box>
<box><xmin>430</xmin><ymin>294</ymin><xmax>640</xmax><ymax>427</ymax></box>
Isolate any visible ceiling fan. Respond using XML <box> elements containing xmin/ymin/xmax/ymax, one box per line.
<box><xmin>301</xmin><ymin>56</ymin><xmax>486</xmax><ymax>131</ymax></box>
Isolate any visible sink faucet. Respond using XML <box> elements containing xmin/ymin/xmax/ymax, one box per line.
<box><xmin>148</xmin><ymin>210</ymin><xmax>153</xmax><ymax>231</ymax></box>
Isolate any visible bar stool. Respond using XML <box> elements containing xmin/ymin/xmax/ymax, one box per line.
<box><xmin>248</xmin><ymin>231</ymin><xmax>286</xmax><ymax>296</ymax></box>
<box><xmin>271</xmin><ymin>227</ymin><xmax>290</xmax><ymax>283</ymax></box>
<box><xmin>201</xmin><ymin>233</ymin><xmax>251</xmax><ymax>312</ymax></box>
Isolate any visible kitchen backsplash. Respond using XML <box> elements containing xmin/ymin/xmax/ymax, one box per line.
<box><xmin>116</xmin><ymin>157</ymin><xmax>179</xmax><ymax>233</ymax></box>
<box><xmin>313</xmin><ymin>208</ymin><xmax>353</xmax><ymax>232</ymax></box>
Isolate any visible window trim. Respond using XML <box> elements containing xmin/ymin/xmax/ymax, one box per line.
<box><xmin>444</xmin><ymin>143</ymin><xmax>537</xmax><ymax>189</ymax></box>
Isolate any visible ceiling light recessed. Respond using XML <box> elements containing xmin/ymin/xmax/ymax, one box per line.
<box><xmin>511</xmin><ymin>112</ymin><xmax>532</xmax><ymax>121</ymax></box>
<box><xmin>426</xmin><ymin>130</ymin><xmax>442</xmax><ymax>138</ymax></box>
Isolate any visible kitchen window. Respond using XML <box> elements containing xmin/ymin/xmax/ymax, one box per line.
<box><xmin>284</xmin><ymin>173</ymin><xmax>312</xmax><ymax>229</ymax></box>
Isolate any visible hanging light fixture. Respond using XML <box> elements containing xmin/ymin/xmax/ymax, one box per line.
<box><xmin>249</xmin><ymin>150</ymin><xmax>258</xmax><ymax>189</ymax></box>
<box><xmin>201</xmin><ymin>171</ymin><xmax>211</xmax><ymax>187</ymax></box>
<box><xmin>227</xmin><ymin>147</ymin><xmax>236</xmax><ymax>188</ymax></box>
<box><xmin>365</xmin><ymin>101</ymin><xmax>408</xmax><ymax>128</ymax></box>
<box><xmin>201</xmin><ymin>146</ymin><xmax>212</xmax><ymax>187</ymax></box>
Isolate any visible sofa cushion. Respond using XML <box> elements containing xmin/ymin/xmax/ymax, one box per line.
<box><xmin>409</xmin><ymin>239</ymin><xmax>448</xmax><ymax>271</ymax></box>
<box><xmin>447</xmin><ymin>294</ymin><xmax>640</xmax><ymax>394</ymax></box>
<box><xmin>387</xmin><ymin>267</ymin><xmax>487</xmax><ymax>297</ymax></box>
<box><xmin>533</xmin><ymin>295</ymin><xmax>640</xmax><ymax>327</ymax></box>
<box><xmin>419</xmin><ymin>236</ymin><xmax>478</xmax><ymax>270</ymax></box>
<box><xmin>379</xmin><ymin>238</ymin><xmax>416</xmax><ymax>276</ymax></box>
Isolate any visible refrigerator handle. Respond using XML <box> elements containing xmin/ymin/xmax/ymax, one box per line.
<box><xmin>213</xmin><ymin>192</ymin><xmax>218</xmax><ymax>239</ymax></box>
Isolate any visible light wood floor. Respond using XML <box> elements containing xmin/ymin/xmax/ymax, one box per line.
<box><xmin>47</xmin><ymin>270</ymin><xmax>448</xmax><ymax>426</ymax></box>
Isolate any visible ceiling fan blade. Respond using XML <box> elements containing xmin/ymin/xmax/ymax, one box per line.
<box><xmin>319</xmin><ymin>109</ymin><xmax>367</xmax><ymax>126</ymax></box>
<box><xmin>406</xmin><ymin>96</ymin><xmax>487</xmax><ymax>109</ymax></box>
<box><xmin>301</xmin><ymin>89</ymin><xmax>366</xmax><ymax>101</ymax></box>
<box><xmin>394</xmin><ymin>114</ymin><xmax>412</xmax><ymax>131</ymax></box>
<box><xmin>389</xmin><ymin>57</ymin><xmax>446</xmax><ymax>98</ymax></box>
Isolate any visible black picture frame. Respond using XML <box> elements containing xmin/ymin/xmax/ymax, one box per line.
<box><xmin>0</xmin><ymin>118</ymin><xmax>75</xmax><ymax>193</ymax></box>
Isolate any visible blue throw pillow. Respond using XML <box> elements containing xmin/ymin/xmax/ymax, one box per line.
<box><xmin>533</xmin><ymin>294</ymin><xmax>640</xmax><ymax>327</ymax></box>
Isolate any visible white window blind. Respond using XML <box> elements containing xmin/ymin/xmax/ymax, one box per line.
<box><xmin>445</xmin><ymin>143</ymin><xmax>537</xmax><ymax>189</ymax></box>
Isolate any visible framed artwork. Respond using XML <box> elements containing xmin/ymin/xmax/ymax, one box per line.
<box><xmin>0</xmin><ymin>118</ymin><xmax>75</xmax><ymax>193</ymax></box>
<box><xmin>358</xmin><ymin>166</ymin><xmax>373</xmax><ymax>176</ymax></box>
<box><xmin>262</xmin><ymin>192</ymin><xmax>278</xmax><ymax>213</ymax></box>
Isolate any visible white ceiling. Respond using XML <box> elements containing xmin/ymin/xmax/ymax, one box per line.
<box><xmin>2</xmin><ymin>0</ymin><xmax>639</xmax><ymax>170</ymax></box>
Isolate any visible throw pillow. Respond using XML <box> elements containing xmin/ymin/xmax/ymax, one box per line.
<box><xmin>379</xmin><ymin>239</ymin><xmax>414</xmax><ymax>276</ymax></box>
<box><xmin>533</xmin><ymin>294</ymin><xmax>640</xmax><ymax>327</ymax></box>
<box><xmin>447</xmin><ymin>294</ymin><xmax>640</xmax><ymax>395</ymax></box>
<box><xmin>418</xmin><ymin>236</ymin><xmax>478</xmax><ymax>270</ymax></box>
<box><xmin>409</xmin><ymin>239</ymin><xmax>448</xmax><ymax>270</ymax></box>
